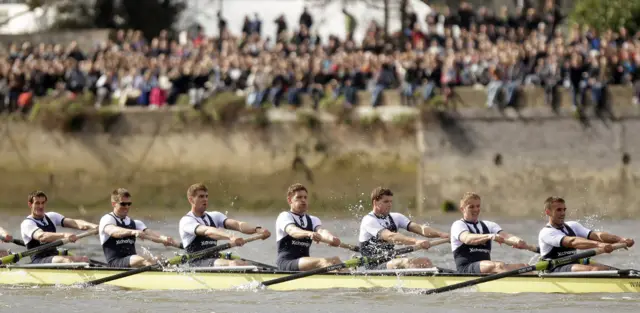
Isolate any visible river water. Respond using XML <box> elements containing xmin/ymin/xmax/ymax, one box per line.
<box><xmin>0</xmin><ymin>212</ymin><xmax>638</xmax><ymax>313</ymax></box>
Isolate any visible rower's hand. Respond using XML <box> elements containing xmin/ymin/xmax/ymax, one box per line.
<box><xmin>492</xmin><ymin>235</ymin><xmax>505</xmax><ymax>244</ymax></box>
<box><xmin>620</xmin><ymin>238</ymin><xmax>635</xmax><ymax>248</ymax></box>
<box><xmin>439</xmin><ymin>232</ymin><xmax>450</xmax><ymax>239</ymax></box>
<box><xmin>328</xmin><ymin>237</ymin><xmax>341</xmax><ymax>247</ymax></box>
<box><xmin>134</xmin><ymin>230</ymin><xmax>147</xmax><ymax>240</ymax></box>
<box><xmin>230</xmin><ymin>236</ymin><xmax>245</xmax><ymax>247</ymax></box>
<box><xmin>308</xmin><ymin>232</ymin><xmax>322</xmax><ymax>243</ymax></box>
<box><xmin>79</xmin><ymin>224</ymin><xmax>98</xmax><ymax>231</ymax></box>
<box><xmin>598</xmin><ymin>242</ymin><xmax>614</xmax><ymax>253</ymax></box>
<box><xmin>162</xmin><ymin>236</ymin><xmax>177</xmax><ymax>247</ymax></box>
<box><xmin>416</xmin><ymin>240</ymin><xmax>431</xmax><ymax>250</ymax></box>
<box><xmin>257</xmin><ymin>228</ymin><xmax>271</xmax><ymax>240</ymax></box>
<box><xmin>1</xmin><ymin>234</ymin><xmax>12</xmax><ymax>242</ymax></box>
<box><xmin>64</xmin><ymin>233</ymin><xmax>78</xmax><ymax>243</ymax></box>
<box><xmin>511</xmin><ymin>240</ymin><xmax>528</xmax><ymax>250</ymax></box>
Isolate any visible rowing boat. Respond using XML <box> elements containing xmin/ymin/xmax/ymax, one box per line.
<box><xmin>1</xmin><ymin>263</ymin><xmax>639</xmax><ymax>293</ymax></box>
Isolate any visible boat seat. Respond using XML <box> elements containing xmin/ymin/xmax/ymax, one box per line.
<box><xmin>6</xmin><ymin>262</ymin><xmax>92</xmax><ymax>269</ymax></box>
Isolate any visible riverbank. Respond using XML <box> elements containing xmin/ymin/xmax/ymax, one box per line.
<box><xmin>1</xmin><ymin>86</ymin><xmax>640</xmax><ymax>218</ymax></box>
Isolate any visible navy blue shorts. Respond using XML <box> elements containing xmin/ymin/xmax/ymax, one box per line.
<box><xmin>107</xmin><ymin>256</ymin><xmax>132</xmax><ymax>268</ymax></box>
<box><xmin>456</xmin><ymin>261</ymin><xmax>482</xmax><ymax>274</ymax></box>
<box><xmin>187</xmin><ymin>257</ymin><xmax>217</xmax><ymax>267</ymax></box>
<box><xmin>364</xmin><ymin>261</ymin><xmax>389</xmax><ymax>270</ymax></box>
<box><xmin>277</xmin><ymin>258</ymin><xmax>300</xmax><ymax>271</ymax></box>
<box><xmin>547</xmin><ymin>263</ymin><xmax>575</xmax><ymax>273</ymax></box>
<box><xmin>30</xmin><ymin>256</ymin><xmax>55</xmax><ymax>264</ymax></box>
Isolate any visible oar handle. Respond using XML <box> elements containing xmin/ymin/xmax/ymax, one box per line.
<box><xmin>66</xmin><ymin>228</ymin><xmax>98</xmax><ymax>243</ymax></box>
<box><xmin>598</xmin><ymin>242</ymin><xmax>628</xmax><ymax>254</ymax></box>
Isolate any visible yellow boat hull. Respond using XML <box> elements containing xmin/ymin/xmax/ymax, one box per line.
<box><xmin>1</xmin><ymin>266</ymin><xmax>639</xmax><ymax>293</ymax></box>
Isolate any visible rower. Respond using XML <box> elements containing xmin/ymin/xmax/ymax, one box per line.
<box><xmin>20</xmin><ymin>190</ymin><xmax>97</xmax><ymax>264</ymax></box>
<box><xmin>0</xmin><ymin>226</ymin><xmax>12</xmax><ymax>257</ymax></box>
<box><xmin>275</xmin><ymin>183</ymin><xmax>343</xmax><ymax>271</ymax></box>
<box><xmin>358</xmin><ymin>187</ymin><xmax>449</xmax><ymax>269</ymax></box>
<box><xmin>178</xmin><ymin>183</ymin><xmax>271</xmax><ymax>266</ymax></box>
<box><xmin>99</xmin><ymin>188</ymin><xmax>178</xmax><ymax>268</ymax></box>
<box><xmin>538</xmin><ymin>196</ymin><xmax>634</xmax><ymax>272</ymax></box>
<box><xmin>451</xmin><ymin>192</ymin><xmax>532</xmax><ymax>274</ymax></box>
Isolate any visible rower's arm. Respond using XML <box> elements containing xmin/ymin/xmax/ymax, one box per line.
<box><xmin>588</xmin><ymin>231</ymin><xmax>624</xmax><ymax>244</ymax></box>
<box><xmin>194</xmin><ymin>225</ymin><xmax>233</xmax><ymax>240</ymax></box>
<box><xmin>62</xmin><ymin>218</ymin><xmax>98</xmax><ymax>230</ymax></box>
<box><xmin>103</xmin><ymin>224</ymin><xmax>140</xmax><ymax>239</ymax></box>
<box><xmin>142</xmin><ymin>229</ymin><xmax>179</xmax><ymax>247</ymax></box>
<box><xmin>458</xmin><ymin>231</ymin><xmax>493</xmax><ymax>245</ymax></box>
<box><xmin>379</xmin><ymin>229</ymin><xmax>421</xmax><ymax>245</ymax></box>
<box><xmin>497</xmin><ymin>231</ymin><xmax>523</xmax><ymax>245</ymax></box>
<box><xmin>284</xmin><ymin>224</ymin><xmax>313</xmax><ymax>239</ymax></box>
<box><xmin>407</xmin><ymin>223</ymin><xmax>449</xmax><ymax>239</ymax></box>
<box><xmin>0</xmin><ymin>226</ymin><xmax>9</xmax><ymax>237</ymax></box>
<box><xmin>32</xmin><ymin>229</ymin><xmax>72</xmax><ymax>243</ymax></box>
<box><xmin>316</xmin><ymin>227</ymin><xmax>340</xmax><ymax>245</ymax></box>
<box><xmin>561</xmin><ymin>236</ymin><xmax>607</xmax><ymax>249</ymax></box>
<box><xmin>223</xmin><ymin>218</ymin><xmax>260</xmax><ymax>234</ymax></box>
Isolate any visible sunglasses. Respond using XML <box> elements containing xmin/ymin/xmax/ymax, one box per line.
<box><xmin>119</xmin><ymin>202</ymin><xmax>133</xmax><ymax>207</ymax></box>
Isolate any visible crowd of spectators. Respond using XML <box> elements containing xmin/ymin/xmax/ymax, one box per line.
<box><xmin>1</xmin><ymin>0</ymin><xmax>640</xmax><ymax>115</ymax></box>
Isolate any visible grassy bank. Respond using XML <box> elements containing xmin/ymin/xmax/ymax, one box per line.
<box><xmin>12</xmin><ymin>91</ymin><xmax>422</xmax><ymax>134</ymax></box>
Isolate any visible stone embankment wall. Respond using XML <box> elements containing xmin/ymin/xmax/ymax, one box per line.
<box><xmin>0</xmin><ymin>86</ymin><xmax>638</xmax><ymax>218</ymax></box>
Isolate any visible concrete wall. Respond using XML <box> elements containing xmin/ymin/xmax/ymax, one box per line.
<box><xmin>1</xmin><ymin>85</ymin><xmax>639</xmax><ymax>217</ymax></box>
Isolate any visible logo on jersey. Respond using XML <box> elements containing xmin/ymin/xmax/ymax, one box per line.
<box><xmin>292</xmin><ymin>240</ymin><xmax>311</xmax><ymax>247</ymax></box>
<box><xmin>115</xmin><ymin>239</ymin><xmax>135</xmax><ymax>245</ymax></box>
<box><xmin>469</xmin><ymin>248</ymin><xmax>490</xmax><ymax>253</ymax></box>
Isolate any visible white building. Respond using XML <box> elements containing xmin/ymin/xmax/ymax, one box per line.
<box><xmin>0</xmin><ymin>0</ymin><xmax>57</xmax><ymax>34</ymax></box>
<box><xmin>181</xmin><ymin>0</ymin><xmax>433</xmax><ymax>43</ymax></box>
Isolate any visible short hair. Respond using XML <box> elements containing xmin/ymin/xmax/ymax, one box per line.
<box><xmin>371</xmin><ymin>187</ymin><xmax>393</xmax><ymax>204</ymax></box>
<box><xmin>187</xmin><ymin>183</ymin><xmax>208</xmax><ymax>198</ymax></box>
<box><xmin>28</xmin><ymin>190</ymin><xmax>47</xmax><ymax>203</ymax></box>
<box><xmin>287</xmin><ymin>183</ymin><xmax>308</xmax><ymax>198</ymax></box>
<box><xmin>460</xmin><ymin>192</ymin><xmax>481</xmax><ymax>207</ymax></box>
<box><xmin>544</xmin><ymin>196</ymin><xmax>565</xmax><ymax>211</ymax></box>
<box><xmin>111</xmin><ymin>188</ymin><xmax>131</xmax><ymax>203</ymax></box>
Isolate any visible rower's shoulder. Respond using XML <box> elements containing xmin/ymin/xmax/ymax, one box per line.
<box><xmin>388</xmin><ymin>212</ymin><xmax>409</xmax><ymax>220</ymax></box>
<box><xmin>203</xmin><ymin>210</ymin><xmax>227</xmax><ymax>218</ymax></box>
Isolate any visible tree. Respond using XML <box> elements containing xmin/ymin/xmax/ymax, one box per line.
<box><xmin>31</xmin><ymin>0</ymin><xmax>186</xmax><ymax>39</ymax></box>
<box><xmin>570</xmin><ymin>0</ymin><xmax>640</xmax><ymax>34</ymax></box>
